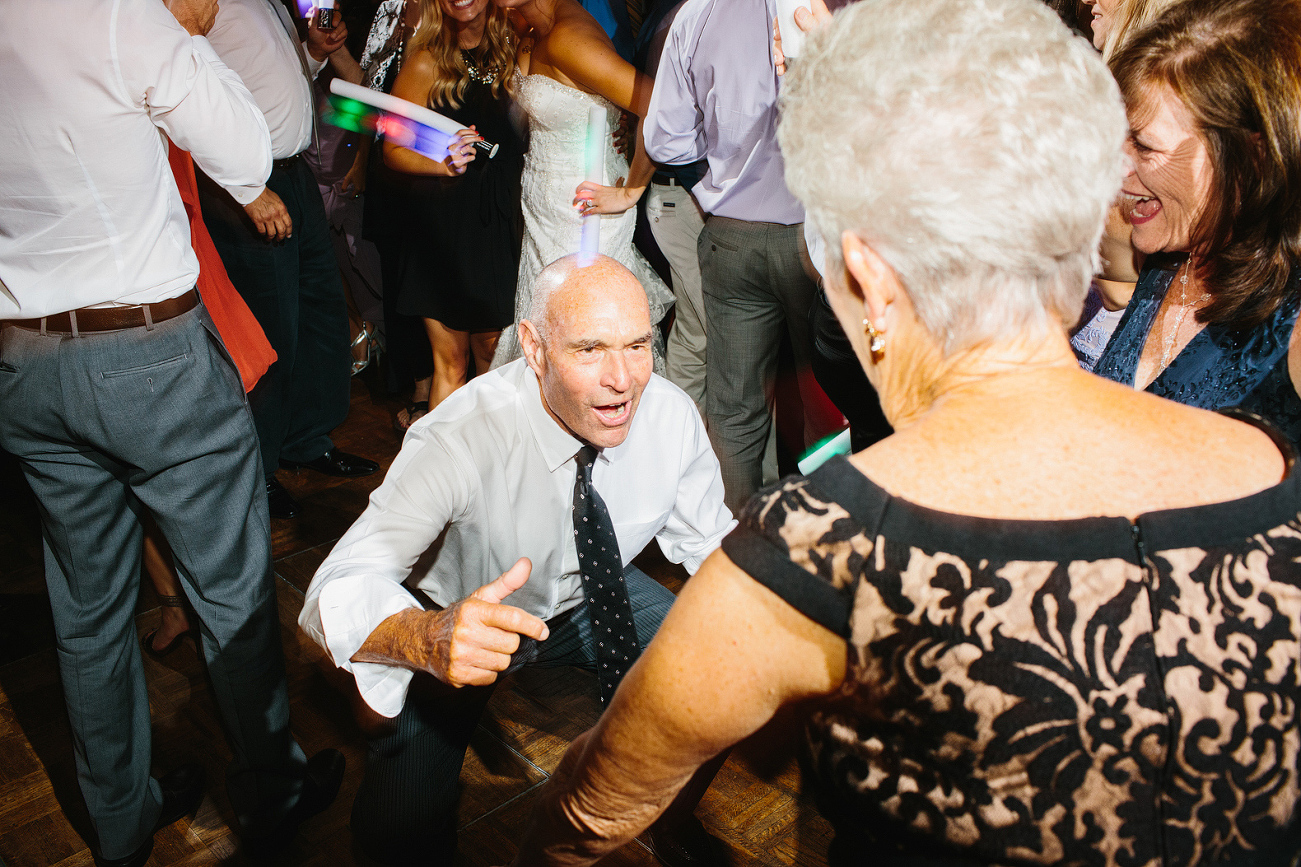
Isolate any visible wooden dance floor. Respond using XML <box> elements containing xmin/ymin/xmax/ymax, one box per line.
<box><xmin>0</xmin><ymin>373</ymin><xmax>833</xmax><ymax>866</ymax></box>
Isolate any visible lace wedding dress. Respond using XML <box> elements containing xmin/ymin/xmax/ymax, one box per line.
<box><xmin>491</xmin><ymin>73</ymin><xmax>673</xmax><ymax>369</ymax></box>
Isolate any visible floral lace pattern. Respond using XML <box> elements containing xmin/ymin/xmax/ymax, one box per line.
<box><xmin>726</xmin><ymin>465</ymin><xmax>1301</xmax><ymax>865</ymax></box>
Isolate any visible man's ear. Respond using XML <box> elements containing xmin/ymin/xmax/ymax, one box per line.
<box><xmin>519</xmin><ymin>319</ymin><xmax>546</xmax><ymax>377</ymax></box>
<box><xmin>842</xmin><ymin>232</ymin><xmax>897</xmax><ymax>330</ymax></box>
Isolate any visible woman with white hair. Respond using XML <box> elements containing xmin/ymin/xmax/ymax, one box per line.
<box><xmin>504</xmin><ymin>0</ymin><xmax>1301</xmax><ymax>864</ymax></box>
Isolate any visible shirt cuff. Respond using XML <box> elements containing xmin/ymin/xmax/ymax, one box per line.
<box><xmin>303</xmin><ymin>42</ymin><xmax>329</xmax><ymax>78</ymax></box>
<box><xmin>316</xmin><ymin>575</ymin><xmax>424</xmax><ymax>717</ymax></box>
<box><xmin>224</xmin><ymin>182</ymin><xmax>266</xmax><ymax>206</ymax></box>
<box><xmin>190</xmin><ymin>35</ymin><xmax>223</xmax><ymax>65</ymax></box>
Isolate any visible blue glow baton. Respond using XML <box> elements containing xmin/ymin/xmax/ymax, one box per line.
<box><xmin>579</xmin><ymin>105</ymin><xmax>608</xmax><ymax>264</ymax></box>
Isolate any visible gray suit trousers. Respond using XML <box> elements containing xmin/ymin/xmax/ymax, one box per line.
<box><xmin>698</xmin><ymin>215</ymin><xmax>819</xmax><ymax>511</ymax></box>
<box><xmin>0</xmin><ymin>307</ymin><xmax>306</xmax><ymax>859</ymax></box>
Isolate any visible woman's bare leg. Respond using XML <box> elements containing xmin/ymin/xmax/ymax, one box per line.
<box><xmin>428</xmin><ymin>319</ymin><xmax>473</xmax><ymax>410</ymax></box>
<box><xmin>471</xmin><ymin>331</ymin><xmax>502</xmax><ymax>377</ymax></box>
<box><xmin>141</xmin><ymin>517</ymin><xmax>192</xmax><ymax>653</ymax></box>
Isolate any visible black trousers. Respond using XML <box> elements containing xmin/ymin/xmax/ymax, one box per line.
<box><xmin>199</xmin><ymin>158</ymin><xmax>351</xmax><ymax>473</ymax></box>
<box><xmin>809</xmin><ymin>289</ymin><xmax>892</xmax><ymax>453</ymax></box>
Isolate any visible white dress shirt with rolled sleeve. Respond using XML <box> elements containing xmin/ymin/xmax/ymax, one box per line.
<box><xmin>299</xmin><ymin>359</ymin><xmax>736</xmax><ymax>718</ymax></box>
<box><xmin>0</xmin><ymin>0</ymin><xmax>272</xmax><ymax>318</ymax></box>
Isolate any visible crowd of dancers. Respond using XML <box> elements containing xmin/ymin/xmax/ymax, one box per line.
<box><xmin>4</xmin><ymin>0</ymin><xmax>1301</xmax><ymax>864</ymax></box>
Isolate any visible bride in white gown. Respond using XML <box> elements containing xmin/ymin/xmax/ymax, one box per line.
<box><xmin>490</xmin><ymin>0</ymin><xmax>674</xmax><ymax>369</ymax></box>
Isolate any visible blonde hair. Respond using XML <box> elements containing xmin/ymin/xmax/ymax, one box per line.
<box><xmin>1101</xmin><ymin>0</ymin><xmax>1180</xmax><ymax>59</ymax></box>
<box><xmin>408</xmin><ymin>0</ymin><xmax>517</xmax><ymax>110</ymax></box>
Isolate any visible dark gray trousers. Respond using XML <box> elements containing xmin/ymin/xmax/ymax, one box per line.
<box><xmin>698</xmin><ymin>215</ymin><xmax>819</xmax><ymax>510</ymax></box>
<box><xmin>0</xmin><ymin>308</ymin><xmax>306</xmax><ymax>858</ymax></box>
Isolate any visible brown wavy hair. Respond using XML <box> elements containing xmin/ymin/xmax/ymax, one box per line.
<box><xmin>1110</xmin><ymin>0</ymin><xmax>1301</xmax><ymax>330</ymax></box>
<box><xmin>408</xmin><ymin>0</ymin><xmax>517</xmax><ymax>110</ymax></box>
<box><xmin>1101</xmin><ymin>0</ymin><xmax>1180</xmax><ymax>60</ymax></box>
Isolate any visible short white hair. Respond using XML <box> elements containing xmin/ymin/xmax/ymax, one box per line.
<box><xmin>779</xmin><ymin>0</ymin><xmax>1128</xmax><ymax>353</ymax></box>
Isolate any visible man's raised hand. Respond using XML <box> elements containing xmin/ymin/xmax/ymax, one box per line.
<box><xmin>351</xmin><ymin>558</ymin><xmax>550</xmax><ymax>688</ymax></box>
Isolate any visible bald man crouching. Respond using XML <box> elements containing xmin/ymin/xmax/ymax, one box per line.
<box><xmin>300</xmin><ymin>254</ymin><xmax>735</xmax><ymax>865</ymax></box>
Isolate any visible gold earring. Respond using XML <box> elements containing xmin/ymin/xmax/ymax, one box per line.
<box><xmin>863</xmin><ymin>318</ymin><xmax>885</xmax><ymax>356</ymax></box>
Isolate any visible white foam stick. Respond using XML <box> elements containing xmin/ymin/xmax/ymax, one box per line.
<box><xmin>775</xmin><ymin>0</ymin><xmax>809</xmax><ymax>60</ymax></box>
<box><xmin>329</xmin><ymin>78</ymin><xmax>499</xmax><ymax>159</ymax></box>
<box><xmin>579</xmin><ymin>105</ymin><xmax>608</xmax><ymax>261</ymax></box>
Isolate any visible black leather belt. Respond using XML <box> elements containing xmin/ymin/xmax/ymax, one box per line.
<box><xmin>4</xmin><ymin>289</ymin><xmax>199</xmax><ymax>335</ymax></box>
<box><xmin>273</xmin><ymin>153</ymin><xmax>303</xmax><ymax>173</ymax></box>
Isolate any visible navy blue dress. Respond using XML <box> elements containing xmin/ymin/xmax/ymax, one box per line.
<box><xmin>1093</xmin><ymin>259</ymin><xmax>1301</xmax><ymax>448</ymax></box>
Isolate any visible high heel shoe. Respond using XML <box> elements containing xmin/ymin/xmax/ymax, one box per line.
<box><xmin>351</xmin><ymin>320</ymin><xmax>375</xmax><ymax>376</ymax></box>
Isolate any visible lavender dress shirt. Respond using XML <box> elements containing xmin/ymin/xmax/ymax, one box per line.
<box><xmin>643</xmin><ymin>0</ymin><xmax>805</xmax><ymax>225</ymax></box>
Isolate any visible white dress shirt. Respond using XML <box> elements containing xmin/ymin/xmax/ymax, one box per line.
<box><xmin>0</xmin><ymin>0</ymin><xmax>272</xmax><ymax>319</ymax></box>
<box><xmin>300</xmin><ymin>359</ymin><xmax>736</xmax><ymax>717</ymax></box>
<box><xmin>204</xmin><ymin>0</ymin><xmax>327</xmax><ymax>166</ymax></box>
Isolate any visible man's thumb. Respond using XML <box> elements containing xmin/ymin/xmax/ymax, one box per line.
<box><xmin>472</xmin><ymin>557</ymin><xmax>532</xmax><ymax>605</ymax></box>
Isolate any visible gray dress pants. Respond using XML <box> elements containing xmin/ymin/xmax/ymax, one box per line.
<box><xmin>0</xmin><ymin>307</ymin><xmax>306</xmax><ymax>859</ymax></box>
<box><xmin>698</xmin><ymin>215</ymin><xmax>819</xmax><ymax>511</ymax></box>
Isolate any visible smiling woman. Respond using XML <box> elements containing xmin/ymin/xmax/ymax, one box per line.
<box><xmin>1093</xmin><ymin>0</ymin><xmax>1301</xmax><ymax>446</ymax></box>
<box><xmin>382</xmin><ymin>0</ymin><xmax>527</xmax><ymax>431</ymax></box>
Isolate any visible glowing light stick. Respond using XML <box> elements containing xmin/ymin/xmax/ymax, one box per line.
<box><xmin>579</xmin><ymin>105</ymin><xmax>608</xmax><ymax>263</ymax></box>
<box><xmin>797</xmin><ymin>427</ymin><xmax>851</xmax><ymax>474</ymax></box>
<box><xmin>326</xmin><ymin>79</ymin><xmax>500</xmax><ymax>162</ymax></box>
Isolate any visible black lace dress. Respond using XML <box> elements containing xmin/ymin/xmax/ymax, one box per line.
<box><xmin>722</xmin><ymin>449</ymin><xmax>1301</xmax><ymax>866</ymax></box>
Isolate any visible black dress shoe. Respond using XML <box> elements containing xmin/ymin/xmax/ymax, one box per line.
<box><xmin>281</xmin><ymin>448</ymin><xmax>379</xmax><ymax>478</ymax></box>
<box><xmin>244</xmin><ymin>749</ymin><xmax>346</xmax><ymax>858</ymax></box>
<box><xmin>265</xmin><ymin>476</ymin><xmax>299</xmax><ymax>520</ymax></box>
<box><xmin>94</xmin><ymin>763</ymin><xmax>206</xmax><ymax>867</ymax></box>
<box><xmin>641</xmin><ymin>814</ymin><xmax>729</xmax><ymax>867</ymax></box>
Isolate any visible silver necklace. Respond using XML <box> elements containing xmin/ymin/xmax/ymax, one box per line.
<box><xmin>461</xmin><ymin>49</ymin><xmax>501</xmax><ymax>84</ymax></box>
<box><xmin>1159</xmin><ymin>258</ymin><xmax>1210</xmax><ymax>370</ymax></box>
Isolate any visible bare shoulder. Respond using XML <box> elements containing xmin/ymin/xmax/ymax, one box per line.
<box><xmin>391</xmin><ymin>47</ymin><xmax>436</xmax><ymax>99</ymax></box>
<box><xmin>849</xmin><ymin>375</ymin><xmax>1288</xmax><ymax>520</ymax></box>
<box><xmin>1148</xmin><ymin>395</ymin><xmax>1287</xmax><ymax>496</ymax></box>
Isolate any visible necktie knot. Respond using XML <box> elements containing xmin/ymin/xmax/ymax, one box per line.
<box><xmin>576</xmin><ymin>445</ymin><xmax>598</xmax><ymax>489</ymax></box>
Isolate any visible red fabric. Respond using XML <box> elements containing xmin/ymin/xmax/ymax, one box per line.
<box><xmin>166</xmin><ymin>142</ymin><xmax>276</xmax><ymax>393</ymax></box>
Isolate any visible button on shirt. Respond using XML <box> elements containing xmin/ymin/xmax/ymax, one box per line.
<box><xmin>0</xmin><ymin>0</ymin><xmax>272</xmax><ymax>319</ymax></box>
<box><xmin>299</xmin><ymin>359</ymin><xmax>736</xmax><ymax>717</ymax></box>
<box><xmin>204</xmin><ymin>0</ymin><xmax>325</xmax><ymax>164</ymax></box>
<box><xmin>643</xmin><ymin>0</ymin><xmax>804</xmax><ymax>224</ymax></box>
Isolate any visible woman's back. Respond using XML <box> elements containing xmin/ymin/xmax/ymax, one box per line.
<box><xmin>854</xmin><ymin>365</ymin><xmax>1286</xmax><ymax>522</ymax></box>
<box><xmin>727</xmin><ymin>436</ymin><xmax>1301</xmax><ymax>865</ymax></box>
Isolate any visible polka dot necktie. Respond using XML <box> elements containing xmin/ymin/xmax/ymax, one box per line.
<box><xmin>573</xmin><ymin>444</ymin><xmax>641</xmax><ymax>705</ymax></box>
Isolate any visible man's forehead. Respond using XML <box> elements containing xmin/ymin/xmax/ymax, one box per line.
<box><xmin>546</xmin><ymin>276</ymin><xmax>650</xmax><ymax>337</ymax></box>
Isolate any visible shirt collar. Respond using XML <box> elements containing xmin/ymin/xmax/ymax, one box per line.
<box><xmin>518</xmin><ymin>361</ymin><xmax>587</xmax><ymax>473</ymax></box>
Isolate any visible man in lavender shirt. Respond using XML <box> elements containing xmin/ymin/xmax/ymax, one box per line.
<box><xmin>644</xmin><ymin>0</ymin><xmax>820</xmax><ymax>511</ymax></box>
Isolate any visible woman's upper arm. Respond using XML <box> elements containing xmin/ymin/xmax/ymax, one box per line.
<box><xmin>390</xmin><ymin>49</ymin><xmax>434</xmax><ymax>106</ymax></box>
<box><xmin>550</xmin><ymin>26</ymin><xmax>654</xmax><ymax>116</ymax></box>
<box><xmin>607</xmin><ymin>549</ymin><xmax>847</xmax><ymax>766</ymax></box>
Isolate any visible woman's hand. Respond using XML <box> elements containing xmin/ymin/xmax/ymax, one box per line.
<box><xmin>443</xmin><ymin>127</ymin><xmax>482</xmax><ymax>175</ymax></box>
<box><xmin>612</xmin><ymin>111</ymin><xmax>634</xmax><ymax>158</ymax></box>
<box><xmin>335</xmin><ymin>155</ymin><xmax>368</xmax><ymax>197</ymax></box>
<box><xmin>574</xmin><ymin>177</ymin><xmax>645</xmax><ymax>216</ymax></box>
<box><xmin>773</xmin><ymin>0</ymin><xmax>832</xmax><ymax>76</ymax></box>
